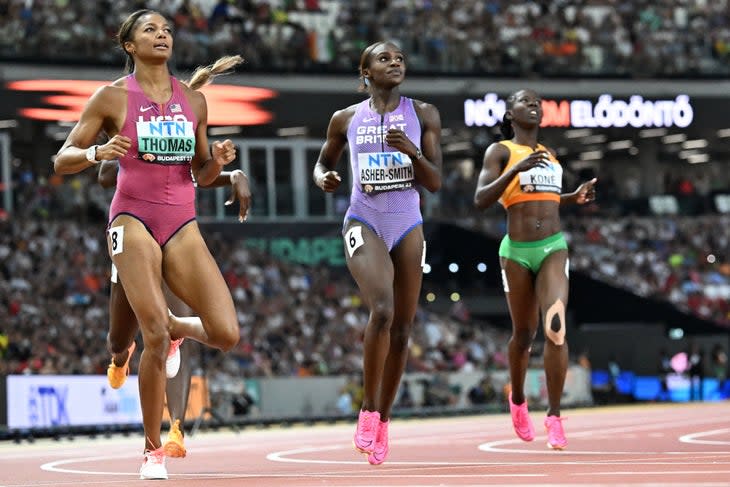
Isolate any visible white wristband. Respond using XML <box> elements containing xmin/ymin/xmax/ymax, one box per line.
<box><xmin>230</xmin><ymin>171</ymin><xmax>237</xmax><ymax>184</ymax></box>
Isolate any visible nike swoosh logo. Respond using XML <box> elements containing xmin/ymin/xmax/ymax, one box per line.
<box><xmin>370</xmin><ymin>448</ymin><xmax>387</xmax><ymax>461</ymax></box>
<box><xmin>140</xmin><ymin>105</ymin><xmax>155</xmax><ymax>113</ymax></box>
<box><xmin>362</xmin><ymin>117</ymin><xmax>378</xmax><ymax>122</ymax></box>
<box><xmin>544</xmin><ymin>247</ymin><xmax>553</xmax><ymax>253</ymax></box>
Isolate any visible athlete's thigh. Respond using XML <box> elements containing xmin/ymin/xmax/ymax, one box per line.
<box><xmin>535</xmin><ymin>250</ymin><xmax>569</xmax><ymax>310</ymax></box>
<box><xmin>162</xmin><ymin>280</ymin><xmax>192</xmax><ymax>317</ymax></box>
<box><xmin>500</xmin><ymin>257</ymin><xmax>539</xmax><ymax>329</ymax></box>
<box><xmin>343</xmin><ymin>219</ymin><xmax>394</xmax><ymax>308</ymax></box>
<box><xmin>161</xmin><ymin>222</ymin><xmax>235</xmax><ymax>324</ymax></box>
<box><xmin>107</xmin><ymin>215</ymin><xmax>167</xmax><ymax>324</ymax></box>
<box><xmin>390</xmin><ymin>225</ymin><xmax>424</xmax><ymax>322</ymax></box>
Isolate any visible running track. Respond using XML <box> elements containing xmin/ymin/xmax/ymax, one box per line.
<box><xmin>1</xmin><ymin>402</ymin><xmax>728</xmax><ymax>486</ymax></box>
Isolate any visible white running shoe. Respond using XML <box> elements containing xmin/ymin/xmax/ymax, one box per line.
<box><xmin>139</xmin><ymin>447</ymin><xmax>167</xmax><ymax>480</ymax></box>
<box><xmin>166</xmin><ymin>338</ymin><xmax>184</xmax><ymax>379</ymax></box>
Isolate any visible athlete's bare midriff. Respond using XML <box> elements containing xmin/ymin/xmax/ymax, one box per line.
<box><xmin>506</xmin><ymin>200</ymin><xmax>562</xmax><ymax>241</ymax></box>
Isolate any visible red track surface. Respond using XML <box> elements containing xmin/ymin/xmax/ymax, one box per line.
<box><xmin>1</xmin><ymin>402</ymin><xmax>729</xmax><ymax>486</ymax></box>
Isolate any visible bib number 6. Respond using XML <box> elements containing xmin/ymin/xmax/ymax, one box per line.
<box><xmin>345</xmin><ymin>225</ymin><xmax>365</xmax><ymax>258</ymax></box>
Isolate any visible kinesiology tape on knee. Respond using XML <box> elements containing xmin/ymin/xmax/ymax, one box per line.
<box><xmin>544</xmin><ymin>299</ymin><xmax>566</xmax><ymax>345</ymax></box>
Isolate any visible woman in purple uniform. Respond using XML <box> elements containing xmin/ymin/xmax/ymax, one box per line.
<box><xmin>53</xmin><ymin>9</ymin><xmax>240</xmax><ymax>480</ymax></box>
<box><xmin>313</xmin><ymin>40</ymin><xmax>443</xmax><ymax>465</ymax></box>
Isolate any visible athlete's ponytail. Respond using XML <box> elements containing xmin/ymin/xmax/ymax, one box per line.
<box><xmin>497</xmin><ymin>92</ymin><xmax>518</xmax><ymax>141</ymax></box>
<box><xmin>498</xmin><ymin>114</ymin><xmax>514</xmax><ymax>141</ymax></box>
<box><xmin>186</xmin><ymin>55</ymin><xmax>244</xmax><ymax>90</ymax></box>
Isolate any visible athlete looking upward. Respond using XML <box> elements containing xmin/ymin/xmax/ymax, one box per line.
<box><xmin>474</xmin><ymin>88</ymin><xmax>596</xmax><ymax>450</ymax></box>
<box><xmin>54</xmin><ymin>9</ymin><xmax>241</xmax><ymax>479</ymax></box>
<box><xmin>313</xmin><ymin>40</ymin><xmax>443</xmax><ymax>465</ymax></box>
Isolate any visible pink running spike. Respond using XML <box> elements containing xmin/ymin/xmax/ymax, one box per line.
<box><xmin>509</xmin><ymin>392</ymin><xmax>535</xmax><ymax>441</ymax></box>
<box><xmin>353</xmin><ymin>409</ymin><xmax>380</xmax><ymax>453</ymax></box>
<box><xmin>368</xmin><ymin>419</ymin><xmax>390</xmax><ymax>465</ymax></box>
<box><xmin>544</xmin><ymin>415</ymin><xmax>568</xmax><ymax>450</ymax></box>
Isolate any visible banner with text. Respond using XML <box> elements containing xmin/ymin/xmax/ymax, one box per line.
<box><xmin>7</xmin><ymin>375</ymin><xmax>142</xmax><ymax>429</ymax></box>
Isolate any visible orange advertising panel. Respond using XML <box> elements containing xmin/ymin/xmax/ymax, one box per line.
<box><xmin>162</xmin><ymin>375</ymin><xmax>210</xmax><ymax>422</ymax></box>
<box><xmin>6</xmin><ymin>80</ymin><xmax>276</xmax><ymax>126</ymax></box>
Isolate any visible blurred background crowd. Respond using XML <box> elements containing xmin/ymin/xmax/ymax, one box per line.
<box><xmin>0</xmin><ymin>0</ymin><xmax>729</xmax><ymax>415</ymax></box>
<box><xmin>1</xmin><ymin>159</ymin><xmax>727</xmax><ymax>382</ymax></box>
<box><xmin>0</xmin><ymin>209</ymin><xmax>511</xmax><ymax>380</ymax></box>
<box><xmin>1</xmin><ymin>0</ymin><xmax>729</xmax><ymax>77</ymax></box>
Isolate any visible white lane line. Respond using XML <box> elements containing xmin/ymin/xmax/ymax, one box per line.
<box><xmin>41</xmin><ymin>455</ymin><xmax>139</xmax><ymax>476</ymax></box>
<box><xmin>480</xmin><ymin>416</ymin><xmax>730</xmax><ymax>455</ymax></box>
<box><xmin>34</xmin><ymin>410</ymin><xmax>730</xmax><ymax>481</ymax></box>
<box><xmin>574</xmin><ymin>470</ymin><xmax>730</xmax><ymax>476</ymax></box>
<box><xmin>679</xmin><ymin>428</ymin><xmax>730</xmax><ymax>445</ymax></box>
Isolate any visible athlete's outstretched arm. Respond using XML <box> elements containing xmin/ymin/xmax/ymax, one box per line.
<box><xmin>561</xmin><ymin>178</ymin><xmax>597</xmax><ymax>206</ymax></box>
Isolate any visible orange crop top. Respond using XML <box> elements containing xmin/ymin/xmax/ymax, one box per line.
<box><xmin>498</xmin><ymin>140</ymin><xmax>563</xmax><ymax>208</ymax></box>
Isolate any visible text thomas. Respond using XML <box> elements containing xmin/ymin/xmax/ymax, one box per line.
<box><xmin>136</xmin><ymin>118</ymin><xmax>195</xmax><ymax>155</ymax></box>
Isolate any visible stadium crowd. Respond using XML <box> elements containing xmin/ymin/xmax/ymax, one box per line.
<box><xmin>0</xmin><ymin>0</ymin><xmax>729</xmax><ymax>77</ymax></box>
<box><xmin>0</xmin><ymin>206</ymin><xmax>510</xmax><ymax>379</ymax></box>
<box><xmin>0</xmin><ymin>0</ymin><xmax>728</xmax><ymax>392</ymax></box>
<box><xmin>564</xmin><ymin>215</ymin><xmax>730</xmax><ymax>327</ymax></box>
<box><xmin>1</xmin><ymin>157</ymin><xmax>728</xmax><ymax>382</ymax></box>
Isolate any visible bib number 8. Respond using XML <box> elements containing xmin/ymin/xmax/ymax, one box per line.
<box><xmin>108</xmin><ymin>225</ymin><xmax>125</xmax><ymax>255</ymax></box>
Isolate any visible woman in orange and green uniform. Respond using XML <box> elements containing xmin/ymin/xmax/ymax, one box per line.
<box><xmin>474</xmin><ymin>88</ymin><xmax>596</xmax><ymax>450</ymax></box>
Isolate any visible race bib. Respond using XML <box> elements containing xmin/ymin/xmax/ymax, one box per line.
<box><xmin>345</xmin><ymin>226</ymin><xmax>365</xmax><ymax>258</ymax></box>
<box><xmin>518</xmin><ymin>162</ymin><xmax>563</xmax><ymax>194</ymax></box>
<box><xmin>136</xmin><ymin>118</ymin><xmax>195</xmax><ymax>165</ymax></box>
<box><xmin>108</xmin><ymin>225</ymin><xmax>124</xmax><ymax>256</ymax></box>
<box><xmin>358</xmin><ymin>151</ymin><xmax>414</xmax><ymax>194</ymax></box>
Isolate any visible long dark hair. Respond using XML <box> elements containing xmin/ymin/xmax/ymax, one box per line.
<box><xmin>117</xmin><ymin>9</ymin><xmax>156</xmax><ymax>73</ymax></box>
